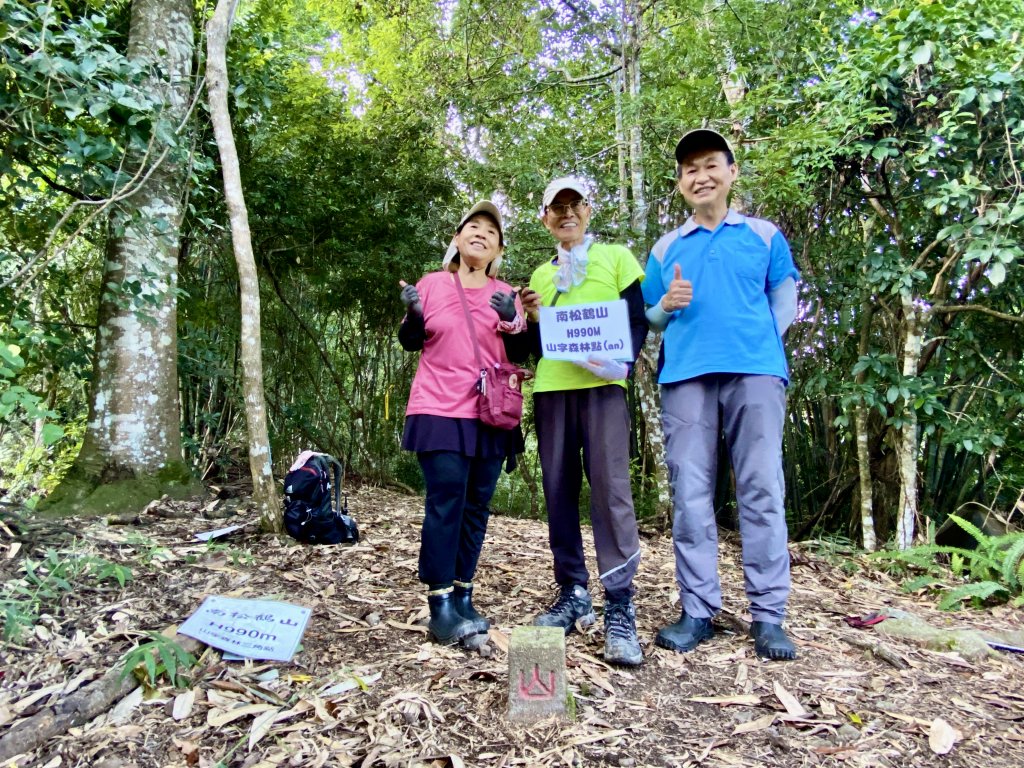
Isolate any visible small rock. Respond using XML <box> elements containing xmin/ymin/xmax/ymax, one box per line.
<box><xmin>834</xmin><ymin>724</ymin><xmax>860</xmax><ymax>744</ymax></box>
<box><xmin>364</xmin><ymin>612</ymin><xmax>381</xmax><ymax>626</ymax></box>
<box><xmin>766</xmin><ymin>727</ymin><xmax>790</xmax><ymax>751</ymax></box>
<box><xmin>618</xmin><ymin>758</ymin><xmax>636</xmax><ymax>767</ymax></box>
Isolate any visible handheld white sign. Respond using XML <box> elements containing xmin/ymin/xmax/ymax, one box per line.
<box><xmin>539</xmin><ymin>299</ymin><xmax>633</xmax><ymax>362</ymax></box>
<box><xmin>179</xmin><ymin>595</ymin><xmax>311</xmax><ymax>662</ymax></box>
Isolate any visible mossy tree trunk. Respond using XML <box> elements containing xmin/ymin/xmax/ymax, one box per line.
<box><xmin>45</xmin><ymin>0</ymin><xmax>198</xmax><ymax>516</ymax></box>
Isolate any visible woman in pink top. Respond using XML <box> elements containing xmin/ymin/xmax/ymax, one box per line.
<box><xmin>397</xmin><ymin>200</ymin><xmax>527</xmax><ymax>648</ymax></box>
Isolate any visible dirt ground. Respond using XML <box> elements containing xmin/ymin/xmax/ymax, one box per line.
<box><xmin>1</xmin><ymin>486</ymin><xmax>1023</xmax><ymax>767</ymax></box>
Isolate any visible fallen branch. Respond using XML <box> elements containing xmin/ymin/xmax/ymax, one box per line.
<box><xmin>0</xmin><ymin>634</ymin><xmax>203</xmax><ymax>762</ymax></box>
<box><xmin>839</xmin><ymin>632</ymin><xmax>909</xmax><ymax>669</ymax></box>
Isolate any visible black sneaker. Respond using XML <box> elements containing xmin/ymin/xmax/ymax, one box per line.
<box><xmin>533</xmin><ymin>584</ymin><xmax>597</xmax><ymax>635</ymax></box>
<box><xmin>604</xmin><ymin>601</ymin><xmax>642</xmax><ymax>666</ymax></box>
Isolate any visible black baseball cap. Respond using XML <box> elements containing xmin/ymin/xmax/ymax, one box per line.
<box><xmin>675</xmin><ymin>128</ymin><xmax>734</xmax><ymax>163</ymax></box>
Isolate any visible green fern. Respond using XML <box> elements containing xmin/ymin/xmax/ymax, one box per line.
<box><xmin>937</xmin><ymin>581</ymin><xmax>1009</xmax><ymax>611</ymax></box>
<box><xmin>901</xmin><ymin>574</ymin><xmax>943</xmax><ymax>593</ymax></box>
<box><xmin>998</xmin><ymin>536</ymin><xmax>1024</xmax><ymax>591</ymax></box>
<box><xmin>945</xmin><ymin>514</ymin><xmax>988</xmax><ymax>547</ymax></box>
<box><xmin>873</xmin><ymin>521</ymin><xmax>1024</xmax><ymax>611</ymax></box>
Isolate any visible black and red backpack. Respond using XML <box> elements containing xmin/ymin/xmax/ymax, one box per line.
<box><xmin>283</xmin><ymin>452</ymin><xmax>359</xmax><ymax>544</ymax></box>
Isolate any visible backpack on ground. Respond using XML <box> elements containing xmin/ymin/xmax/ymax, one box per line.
<box><xmin>283</xmin><ymin>451</ymin><xmax>359</xmax><ymax>544</ymax></box>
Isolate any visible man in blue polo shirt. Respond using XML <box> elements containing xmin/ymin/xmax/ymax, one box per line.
<box><xmin>643</xmin><ymin>128</ymin><xmax>800</xmax><ymax>660</ymax></box>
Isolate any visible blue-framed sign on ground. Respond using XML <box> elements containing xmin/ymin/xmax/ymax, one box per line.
<box><xmin>538</xmin><ymin>299</ymin><xmax>633</xmax><ymax>362</ymax></box>
<box><xmin>179</xmin><ymin>596</ymin><xmax>312</xmax><ymax>662</ymax></box>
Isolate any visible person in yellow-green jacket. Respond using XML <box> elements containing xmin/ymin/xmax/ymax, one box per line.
<box><xmin>518</xmin><ymin>176</ymin><xmax>649</xmax><ymax>666</ymax></box>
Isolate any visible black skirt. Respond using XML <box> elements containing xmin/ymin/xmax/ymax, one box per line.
<box><xmin>402</xmin><ymin>414</ymin><xmax>524</xmax><ymax>468</ymax></box>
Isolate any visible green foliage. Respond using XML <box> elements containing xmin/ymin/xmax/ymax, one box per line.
<box><xmin>2</xmin><ymin>0</ymin><xmax>1021</xmax><ymax>533</ymax></box>
<box><xmin>121</xmin><ymin>631</ymin><xmax>197</xmax><ymax>688</ymax></box>
<box><xmin>202</xmin><ymin>540</ymin><xmax>256</xmax><ymax>567</ymax></box>
<box><xmin>871</xmin><ymin>515</ymin><xmax>1024</xmax><ymax>610</ymax></box>
<box><xmin>123</xmin><ymin>532</ymin><xmax>174</xmax><ymax>565</ymax></box>
<box><xmin>1</xmin><ymin>546</ymin><xmax>132</xmax><ymax>641</ymax></box>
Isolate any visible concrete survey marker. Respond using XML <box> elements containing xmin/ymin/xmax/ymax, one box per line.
<box><xmin>507</xmin><ymin>626</ymin><xmax>568</xmax><ymax>722</ymax></box>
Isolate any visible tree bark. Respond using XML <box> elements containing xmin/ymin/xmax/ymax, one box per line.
<box><xmin>613</xmin><ymin>67</ymin><xmax>629</xmax><ymax>228</ymax></box>
<box><xmin>855</xmin><ymin>296</ymin><xmax>877</xmax><ymax>551</ymax></box>
<box><xmin>48</xmin><ymin>0</ymin><xmax>196</xmax><ymax>512</ymax></box>
<box><xmin>206</xmin><ymin>0</ymin><xmax>281</xmax><ymax>532</ymax></box>
<box><xmin>635</xmin><ymin>337</ymin><xmax>672</xmax><ymax>524</ymax></box>
<box><xmin>621</xmin><ymin>0</ymin><xmax>647</xmax><ymax>235</ymax></box>
<box><xmin>895</xmin><ymin>295</ymin><xmax>923</xmax><ymax>549</ymax></box>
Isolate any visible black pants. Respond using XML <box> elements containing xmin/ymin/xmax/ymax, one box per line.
<box><xmin>417</xmin><ymin>451</ymin><xmax>504</xmax><ymax>586</ymax></box>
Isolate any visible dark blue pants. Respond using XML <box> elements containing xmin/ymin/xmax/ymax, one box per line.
<box><xmin>417</xmin><ymin>451</ymin><xmax>504</xmax><ymax>586</ymax></box>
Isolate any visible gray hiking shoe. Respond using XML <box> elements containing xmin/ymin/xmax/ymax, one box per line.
<box><xmin>533</xmin><ymin>584</ymin><xmax>597</xmax><ymax>635</ymax></box>
<box><xmin>603</xmin><ymin>601</ymin><xmax>642</xmax><ymax>666</ymax></box>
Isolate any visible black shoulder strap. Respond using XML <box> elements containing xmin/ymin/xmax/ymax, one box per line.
<box><xmin>323</xmin><ymin>454</ymin><xmax>343</xmax><ymax>512</ymax></box>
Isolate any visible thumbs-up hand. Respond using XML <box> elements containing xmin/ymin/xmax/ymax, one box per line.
<box><xmin>661</xmin><ymin>263</ymin><xmax>693</xmax><ymax>312</ymax></box>
<box><xmin>399</xmin><ymin>280</ymin><xmax>423</xmax><ymax>317</ymax></box>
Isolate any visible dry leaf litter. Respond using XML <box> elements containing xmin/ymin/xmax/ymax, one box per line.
<box><xmin>1</xmin><ymin>486</ymin><xmax>1022</xmax><ymax>767</ymax></box>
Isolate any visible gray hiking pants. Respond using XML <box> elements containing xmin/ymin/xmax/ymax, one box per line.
<box><xmin>661</xmin><ymin>374</ymin><xmax>790</xmax><ymax>622</ymax></box>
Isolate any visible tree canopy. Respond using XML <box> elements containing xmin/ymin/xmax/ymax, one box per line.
<box><xmin>1</xmin><ymin>0</ymin><xmax>1021</xmax><ymax>546</ymax></box>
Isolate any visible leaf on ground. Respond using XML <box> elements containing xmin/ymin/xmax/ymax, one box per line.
<box><xmin>207</xmin><ymin>702</ymin><xmax>276</xmax><ymax>727</ymax></box>
<box><xmin>928</xmin><ymin>717</ymin><xmax>961</xmax><ymax>754</ymax></box>
<box><xmin>385</xmin><ymin>619</ymin><xmax>428</xmax><ymax>634</ymax></box>
<box><xmin>248</xmin><ymin>706</ymin><xmax>283</xmax><ymax>751</ymax></box>
<box><xmin>109</xmin><ymin>686</ymin><xmax>144</xmax><ymax>723</ymax></box>
<box><xmin>774</xmin><ymin>680</ymin><xmax>808</xmax><ymax>718</ymax></box>
<box><xmin>320</xmin><ymin>671</ymin><xmax>382</xmax><ymax>697</ymax></box>
<box><xmin>687</xmin><ymin>694</ymin><xmax>762</xmax><ymax>706</ymax></box>
<box><xmin>580</xmin><ymin>664</ymin><xmax>616</xmax><ymax>695</ymax></box>
<box><xmin>172</xmin><ymin>688</ymin><xmax>195</xmax><ymax>720</ymax></box>
<box><xmin>733</xmin><ymin>713</ymin><xmax>776</xmax><ymax>735</ymax></box>
<box><xmin>487</xmin><ymin>628</ymin><xmax>509</xmax><ymax>653</ymax></box>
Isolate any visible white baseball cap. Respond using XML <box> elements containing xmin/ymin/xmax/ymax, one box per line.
<box><xmin>542</xmin><ymin>177</ymin><xmax>589</xmax><ymax>209</ymax></box>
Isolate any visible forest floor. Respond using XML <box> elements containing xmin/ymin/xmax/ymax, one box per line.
<box><xmin>1</xmin><ymin>485</ymin><xmax>1023</xmax><ymax>768</ymax></box>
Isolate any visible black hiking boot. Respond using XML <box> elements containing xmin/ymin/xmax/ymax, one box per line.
<box><xmin>655</xmin><ymin>611</ymin><xmax>714</xmax><ymax>652</ymax></box>
<box><xmin>426</xmin><ymin>587</ymin><xmax>477</xmax><ymax>646</ymax></box>
<box><xmin>750</xmin><ymin>621</ymin><xmax>797</xmax><ymax>660</ymax></box>
<box><xmin>604</xmin><ymin>600</ymin><xmax>643</xmax><ymax>666</ymax></box>
<box><xmin>452</xmin><ymin>580</ymin><xmax>490</xmax><ymax>635</ymax></box>
<box><xmin>533</xmin><ymin>584</ymin><xmax>597</xmax><ymax>635</ymax></box>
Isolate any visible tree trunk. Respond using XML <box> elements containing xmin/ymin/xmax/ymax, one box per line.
<box><xmin>613</xmin><ymin>68</ymin><xmax>629</xmax><ymax>228</ymax></box>
<box><xmin>621</xmin><ymin>0</ymin><xmax>647</xmax><ymax>236</ymax></box>
<box><xmin>635</xmin><ymin>336</ymin><xmax>672</xmax><ymax>525</ymax></box>
<box><xmin>855</xmin><ymin>296</ymin><xmax>877</xmax><ymax>551</ymax></box>
<box><xmin>46</xmin><ymin>0</ymin><xmax>196</xmax><ymax>514</ymax></box>
<box><xmin>895</xmin><ymin>295</ymin><xmax>923</xmax><ymax>549</ymax></box>
<box><xmin>206</xmin><ymin>0</ymin><xmax>280</xmax><ymax>532</ymax></box>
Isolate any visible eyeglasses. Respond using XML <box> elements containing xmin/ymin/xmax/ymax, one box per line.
<box><xmin>546</xmin><ymin>199</ymin><xmax>589</xmax><ymax>216</ymax></box>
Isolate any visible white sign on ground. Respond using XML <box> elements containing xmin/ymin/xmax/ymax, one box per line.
<box><xmin>194</xmin><ymin>524</ymin><xmax>246</xmax><ymax>541</ymax></box>
<box><xmin>538</xmin><ymin>299</ymin><xmax>632</xmax><ymax>362</ymax></box>
<box><xmin>179</xmin><ymin>595</ymin><xmax>311</xmax><ymax>662</ymax></box>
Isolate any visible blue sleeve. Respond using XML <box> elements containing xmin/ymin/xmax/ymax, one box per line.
<box><xmin>642</xmin><ymin>255</ymin><xmax>664</xmax><ymax>306</ymax></box>
<box><xmin>767</xmin><ymin>230</ymin><xmax>799</xmax><ymax>291</ymax></box>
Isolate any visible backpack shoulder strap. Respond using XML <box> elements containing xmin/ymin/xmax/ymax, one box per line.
<box><xmin>324</xmin><ymin>454</ymin><xmax>344</xmax><ymax>512</ymax></box>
